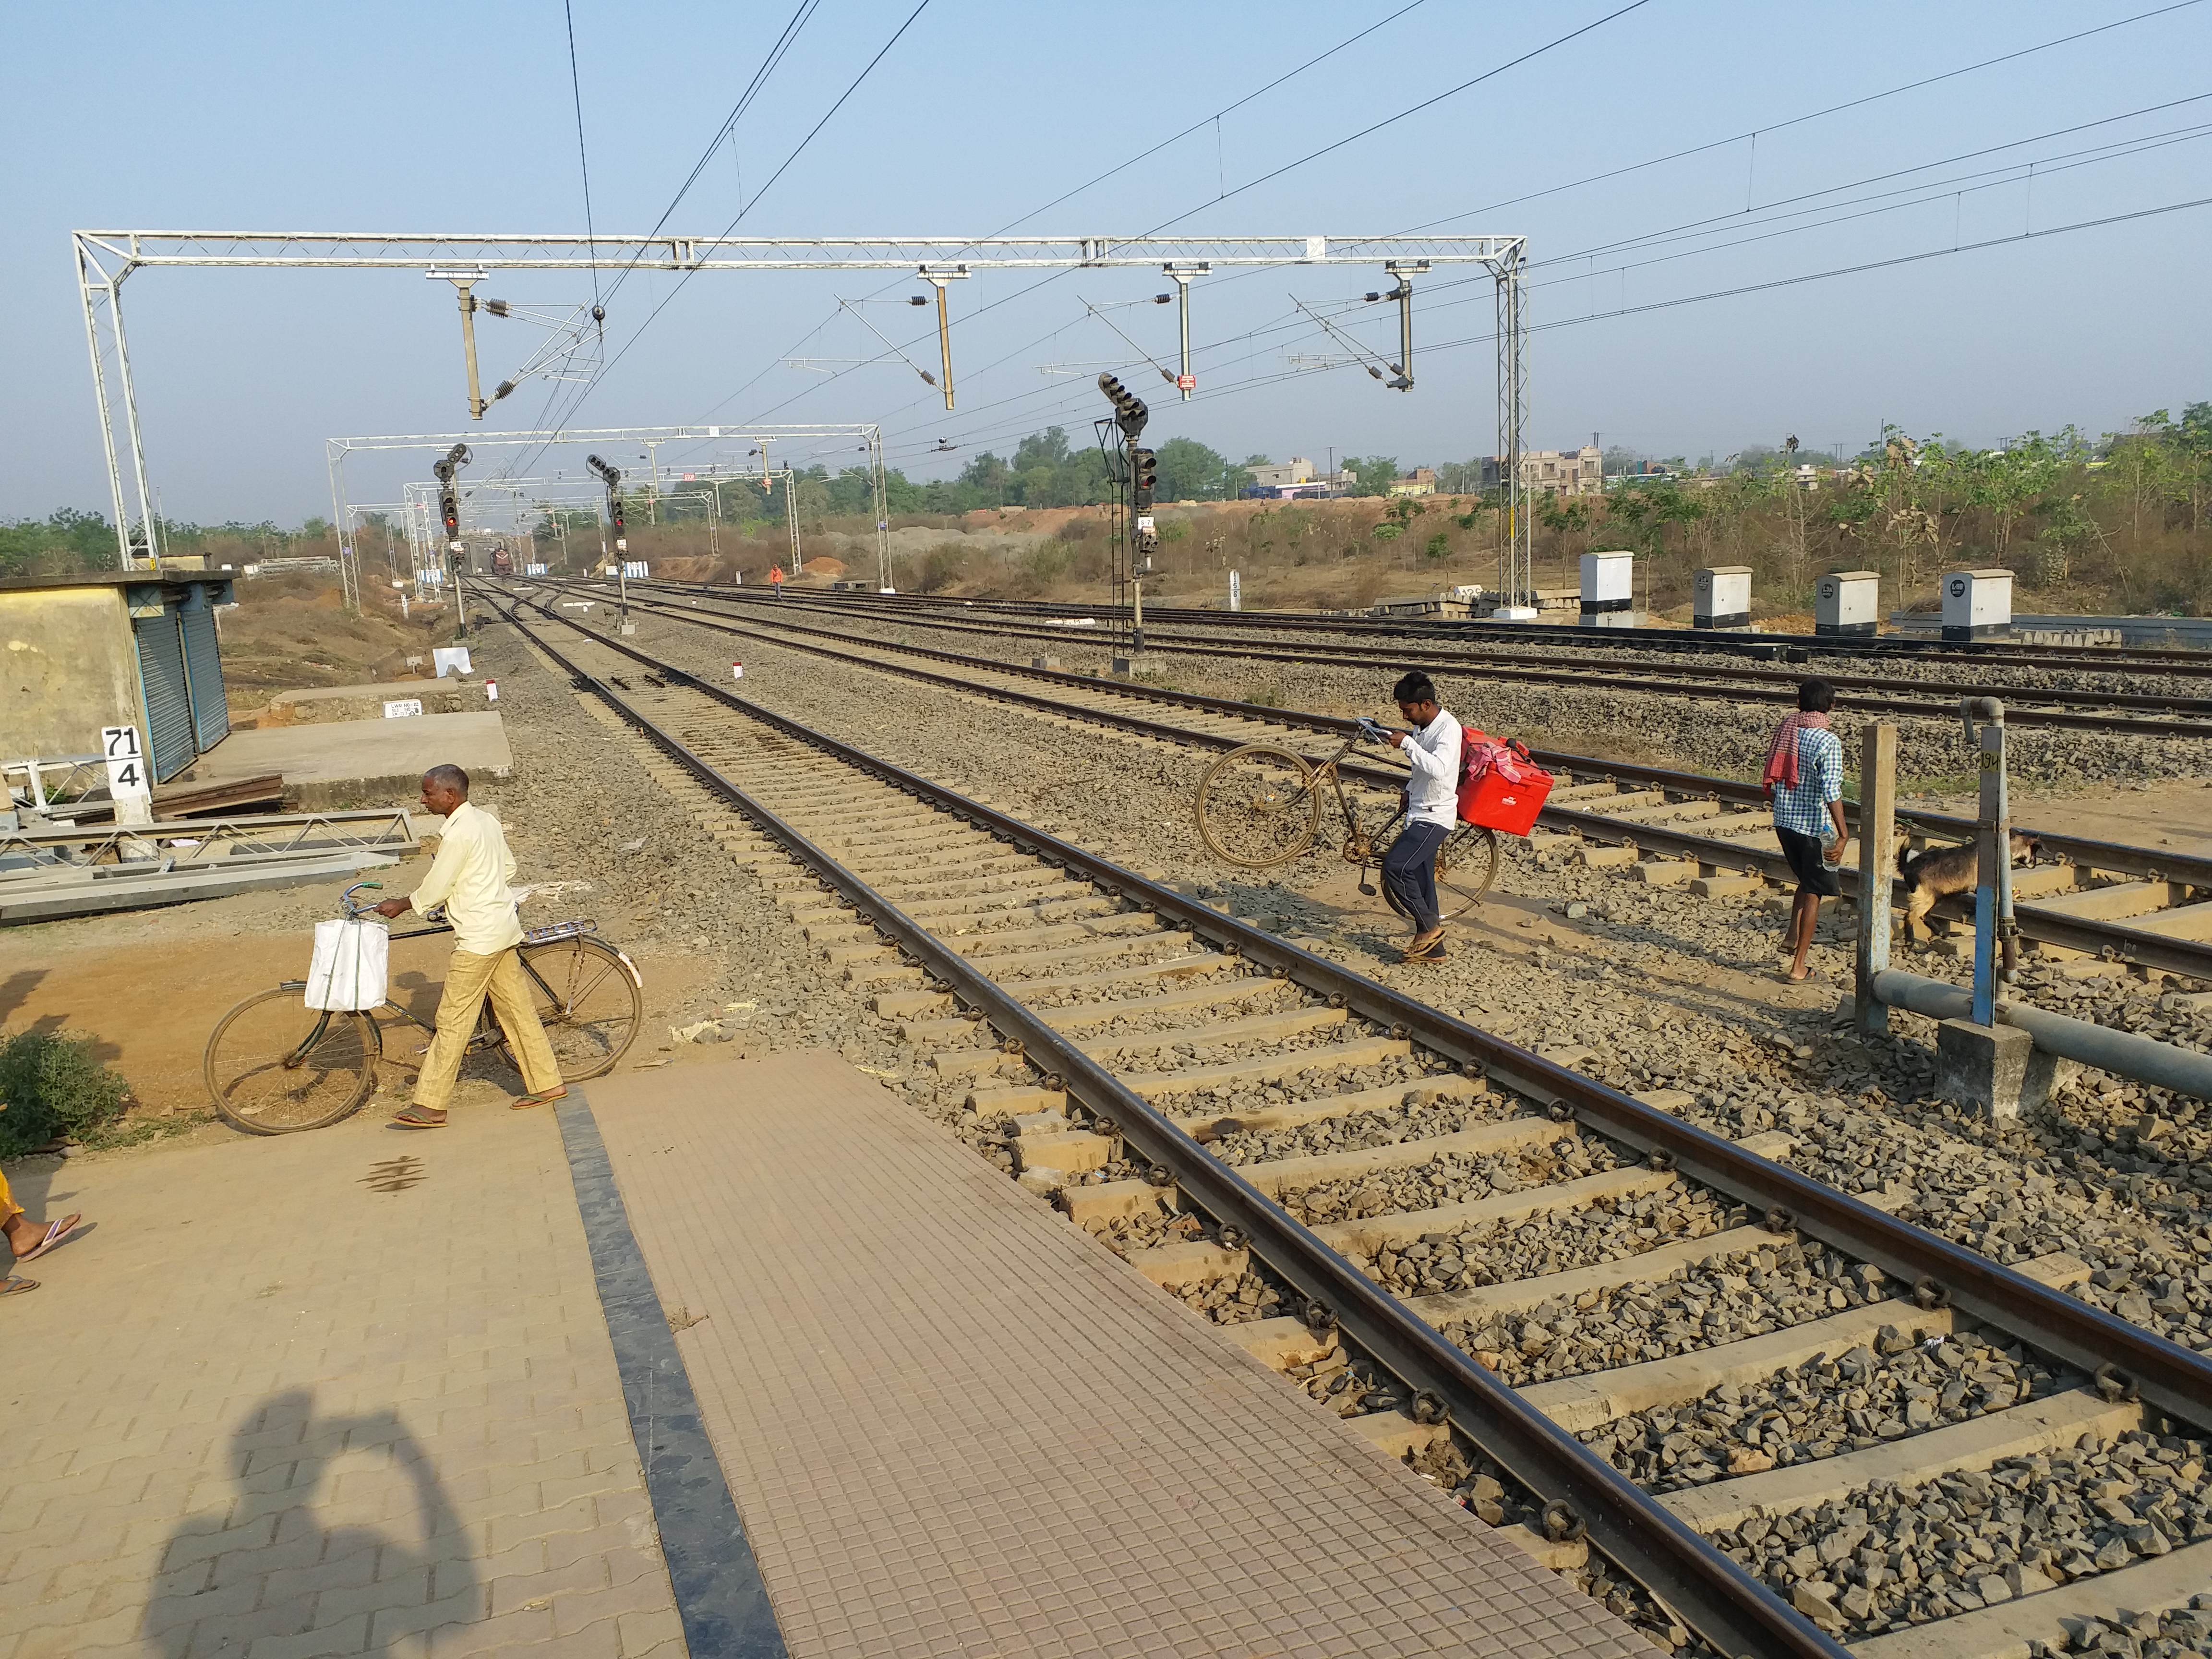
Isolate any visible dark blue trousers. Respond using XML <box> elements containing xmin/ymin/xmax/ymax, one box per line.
<box><xmin>1382</xmin><ymin>819</ymin><xmax>1450</xmax><ymax>933</ymax></box>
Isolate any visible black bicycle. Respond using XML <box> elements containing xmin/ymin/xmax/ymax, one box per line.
<box><xmin>202</xmin><ymin>882</ymin><xmax>644</xmax><ymax>1134</ymax></box>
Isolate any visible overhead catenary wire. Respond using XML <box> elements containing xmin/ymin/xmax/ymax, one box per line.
<box><xmin>502</xmin><ymin>0</ymin><xmax>933</xmax><ymax>481</ymax></box>
<box><xmin>863</xmin><ymin>107</ymin><xmax>2212</xmax><ymax>464</ymax></box>
<box><xmin>867</xmin><ymin>190</ymin><xmax>2212</xmax><ymax>467</ymax></box>
<box><xmin>671</xmin><ymin>0</ymin><xmax>1444</xmax><ymax>445</ymax></box>
<box><xmin>709</xmin><ymin>0</ymin><xmax>2159</xmax><ymax>449</ymax></box>
<box><xmin>680</xmin><ymin>1</ymin><xmax>2205</xmax><ymax>476</ymax></box>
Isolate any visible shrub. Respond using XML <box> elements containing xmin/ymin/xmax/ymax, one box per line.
<box><xmin>910</xmin><ymin>544</ymin><xmax>971</xmax><ymax>593</ymax></box>
<box><xmin>0</xmin><ymin>1030</ymin><xmax>132</xmax><ymax>1154</ymax></box>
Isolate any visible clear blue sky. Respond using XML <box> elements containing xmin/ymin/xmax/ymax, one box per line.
<box><xmin>5</xmin><ymin>0</ymin><xmax>2208</xmax><ymax>526</ymax></box>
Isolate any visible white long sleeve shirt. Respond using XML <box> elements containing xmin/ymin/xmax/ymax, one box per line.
<box><xmin>1401</xmin><ymin>709</ymin><xmax>1465</xmax><ymax>828</ymax></box>
<box><xmin>409</xmin><ymin>800</ymin><xmax>525</xmax><ymax>955</ymax></box>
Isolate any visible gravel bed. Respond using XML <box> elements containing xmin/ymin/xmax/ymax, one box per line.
<box><xmin>1352</xmin><ymin>1184</ymin><xmax>1737</xmax><ymax>1295</ymax></box>
<box><xmin>1049</xmin><ymin>984</ymin><xmax>1304</xmax><ymax>1035</ymax></box>
<box><xmin>1705</xmin><ymin>1427</ymin><xmax>2212</xmax><ymax>1645</ymax></box>
<box><xmin>1185</xmin><ymin>1050</ymin><xmax>1455</xmax><ymax>1114</ymax></box>
<box><xmin>1447</xmin><ymin>1239</ymin><xmax>1889</xmax><ymax>1388</ymax></box>
<box><xmin>1585</xmin><ymin>1325</ymin><xmax>2063</xmax><ymax>1489</ymax></box>
<box><xmin>1105</xmin><ymin>1016</ymin><xmax>1391</xmax><ymax>1069</ymax></box>
<box><xmin>1203</xmin><ymin>1094</ymin><xmax>1520</xmax><ymax>1165</ymax></box>
<box><xmin>1275</xmin><ymin>1133</ymin><xmax>1620</xmax><ymax>1226</ymax></box>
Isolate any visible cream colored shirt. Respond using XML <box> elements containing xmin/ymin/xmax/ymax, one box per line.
<box><xmin>409</xmin><ymin>800</ymin><xmax>525</xmax><ymax>955</ymax></box>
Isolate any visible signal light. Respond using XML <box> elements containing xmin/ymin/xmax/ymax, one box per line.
<box><xmin>440</xmin><ymin>488</ymin><xmax>460</xmax><ymax>538</ymax></box>
<box><xmin>1131</xmin><ymin>447</ymin><xmax>1157</xmax><ymax>510</ymax></box>
<box><xmin>1097</xmin><ymin>372</ymin><xmax>1148</xmax><ymax>438</ymax></box>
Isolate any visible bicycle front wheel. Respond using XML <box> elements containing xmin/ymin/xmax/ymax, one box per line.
<box><xmin>204</xmin><ymin>988</ymin><xmax>381</xmax><ymax>1134</ymax></box>
<box><xmin>1195</xmin><ymin>744</ymin><xmax>1323</xmax><ymax>867</ymax></box>
<box><xmin>505</xmin><ymin>937</ymin><xmax>643</xmax><ymax>1081</ymax></box>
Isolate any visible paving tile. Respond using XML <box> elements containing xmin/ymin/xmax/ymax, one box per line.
<box><xmin>589</xmin><ymin>1049</ymin><xmax>1663</xmax><ymax>1659</ymax></box>
<box><xmin>0</xmin><ymin>1104</ymin><xmax>677</xmax><ymax>1658</ymax></box>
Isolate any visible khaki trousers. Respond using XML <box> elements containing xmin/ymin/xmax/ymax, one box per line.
<box><xmin>412</xmin><ymin>947</ymin><xmax>563</xmax><ymax>1111</ymax></box>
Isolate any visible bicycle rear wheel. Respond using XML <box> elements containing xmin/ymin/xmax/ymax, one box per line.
<box><xmin>1195</xmin><ymin>744</ymin><xmax>1323</xmax><ymax>867</ymax></box>
<box><xmin>504</xmin><ymin>937</ymin><xmax>643</xmax><ymax>1081</ymax></box>
<box><xmin>204</xmin><ymin>988</ymin><xmax>380</xmax><ymax>1134</ymax></box>
<box><xmin>1436</xmin><ymin>824</ymin><xmax>1501</xmax><ymax>917</ymax></box>
<box><xmin>1374</xmin><ymin>822</ymin><xmax>1501</xmax><ymax>923</ymax></box>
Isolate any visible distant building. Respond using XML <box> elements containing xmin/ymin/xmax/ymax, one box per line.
<box><xmin>1246</xmin><ymin>457</ymin><xmax>1315</xmax><ymax>491</ymax></box>
<box><xmin>1469</xmin><ymin>448</ymin><xmax>1603</xmax><ymax>497</ymax></box>
<box><xmin>1386</xmin><ymin>468</ymin><xmax>1438</xmax><ymax>497</ymax></box>
<box><xmin>1519</xmin><ymin>447</ymin><xmax>1602</xmax><ymax>499</ymax></box>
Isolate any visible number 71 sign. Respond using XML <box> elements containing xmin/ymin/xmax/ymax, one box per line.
<box><xmin>101</xmin><ymin>725</ymin><xmax>154</xmax><ymax>824</ymax></box>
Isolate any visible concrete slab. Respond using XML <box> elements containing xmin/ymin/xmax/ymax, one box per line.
<box><xmin>180</xmin><ymin>711</ymin><xmax>513</xmax><ymax>797</ymax></box>
<box><xmin>0</xmin><ymin>1103</ymin><xmax>683</xmax><ymax>1659</ymax></box>
<box><xmin>583</xmin><ymin>1049</ymin><xmax>1659</xmax><ymax>1659</ymax></box>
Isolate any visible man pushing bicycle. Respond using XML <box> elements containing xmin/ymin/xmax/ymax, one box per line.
<box><xmin>372</xmin><ymin>765</ymin><xmax>565</xmax><ymax>1128</ymax></box>
<box><xmin>1362</xmin><ymin>671</ymin><xmax>1463</xmax><ymax>964</ymax></box>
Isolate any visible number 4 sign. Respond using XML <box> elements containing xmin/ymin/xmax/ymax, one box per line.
<box><xmin>101</xmin><ymin>725</ymin><xmax>155</xmax><ymax>826</ymax></box>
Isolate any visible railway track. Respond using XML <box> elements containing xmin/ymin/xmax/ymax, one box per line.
<box><xmin>522</xmin><ymin>579</ymin><xmax>2212</xmax><ymax>987</ymax></box>
<box><xmin>767</xmin><ymin>582</ymin><xmax>2212</xmax><ymax>682</ymax></box>
<box><xmin>661</xmin><ymin>583</ymin><xmax>2212</xmax><ymax>735</ymax></box>
<box><xmin>491</xmin><ymin>591</ymin><xmax>2212</xmax><ymax>1659</ymax></box>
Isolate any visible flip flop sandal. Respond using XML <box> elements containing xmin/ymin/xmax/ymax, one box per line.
<box><xmin>2</xmin><ymin>1276</ymin><xmax>37</xmax><ymax>1297</ymax></box>
<box><xmin>510</xmin><ymin>1088</ymin><xmax>569</xmax><ymax>1111</ymax></box>
<box><xmin>18</xmin><ymin>1215</ymin><xmax>82</xmax><ymax>1264</ymax></box>
<box><xmin>389</xmin><ymin>1107</ymin><xmax>448</xmax><ymax>1130</ymax></box>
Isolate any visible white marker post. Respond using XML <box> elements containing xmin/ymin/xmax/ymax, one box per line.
<box><xmin>732</xmin><ymin>661</ymin><xmax>745</xmax><ymax>680</ymax></box>
<box><xmin>484</xmin><ymin>679</ymin><xmax>498</xmax><ymax>703</ymax></box>
<box><xmin>100</xmin><ymin>724</ymin><xmax>154</xmax><ymax>828</ymax></box>
<box><xmin>1229</xmin><ymin>570</ymin><xmax>1241</xmax><ymax>612</ymax></box>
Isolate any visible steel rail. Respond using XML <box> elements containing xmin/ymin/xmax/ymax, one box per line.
<box><xmin>491</xmin><ymin>591</ymin><xmax>1849</xmax><ymax>1659</ymax></box>
<box><xmin>531</xmin><ymin>582</ymin><xmax>2212</xmax><ymax>980</ymax></box>
<box><xmin>709</xmin><ymin>590</ymin><xmax>2212</xmax><ymax>735</ymax></box>
<box><xmin>757</xmin><ymin>583</ymin><xmax>2212</xmax><ymax>677</ymax></box>
<box><xmin>745</xmin><ymin>589</ymin><xmax>2212</xmax><ymax>718</ymax></box>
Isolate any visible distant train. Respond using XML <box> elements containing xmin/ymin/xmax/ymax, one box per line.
<box><xmin>490</xmin><ymin>545</ymin><xmax>514</xmax><ymax>577</ymax></box>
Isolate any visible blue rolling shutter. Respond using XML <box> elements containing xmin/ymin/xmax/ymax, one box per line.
<box><xmin>179</xmin><ymin>588</ymin><xmax>230</xmax><ymax>750</ymax></box>
<box><xmin>132</xmin><ymin>608</ymin><xmax>197</xmax><ymax>782</ymax></box>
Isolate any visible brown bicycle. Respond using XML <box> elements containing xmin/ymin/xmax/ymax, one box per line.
<box><xmin>1193</xmin><ymin>728</ymin><xmax>1501</xmax><ymax>918</ymax></box>
<box><xmin>202</xmin><ymin>883</ymin><xmax>644</xmax><ymax>1134</ymax></box>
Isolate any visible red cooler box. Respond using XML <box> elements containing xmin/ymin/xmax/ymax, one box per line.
<box><xmin>1458</xmin><ymin>763</ymin><xmax>1553</xmax><ymax>836</ymax></box>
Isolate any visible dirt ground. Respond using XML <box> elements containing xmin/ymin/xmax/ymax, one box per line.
<box><xmin>0</xmin><ymin>862</ymin><xmax>717</xmax><ymax>1137</ymax></box>
<box><xmin>1913</xmin><ymin>776</ymin><xmax>2212</xmax><ymax>859</ymax></box>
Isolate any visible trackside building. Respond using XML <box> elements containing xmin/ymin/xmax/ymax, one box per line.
<box><xmin>1</xmin><ymin>573</ymin><xmax>235</xmax><ymax>782</ymax></box>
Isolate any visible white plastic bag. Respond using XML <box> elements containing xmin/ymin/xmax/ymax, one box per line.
<box><xmin>304</xmin><ymin>919</ymin><xmax>390</xmax><ymax>1011</ymax></box>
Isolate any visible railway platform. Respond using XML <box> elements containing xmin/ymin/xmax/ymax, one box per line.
<box><xmin>578</xmin><ymin>1048</ymin><xmax>1659</xmax><ymax>1659</ymax></box>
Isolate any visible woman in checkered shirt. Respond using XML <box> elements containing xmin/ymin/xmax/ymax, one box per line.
<box><xmin>1764</xmin><ymin>678</ymin><xmax>1851</xmax><ymax>984</ymax></box>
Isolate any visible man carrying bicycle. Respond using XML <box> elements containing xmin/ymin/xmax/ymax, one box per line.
<box><xmin>1369</xmin><ymin>670</ymin><xmax>1463</xmax><ymax>964</ymax></box>
<box><xmin>372</xmin><ymin>765</ymin><xmax>565</xmax><ymax>1128</ymax></box>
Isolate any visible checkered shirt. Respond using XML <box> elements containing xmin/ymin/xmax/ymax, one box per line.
<box><xmin>1769</xmin><ymin>724</ymin><xmax>1844</xmax><ymax>837</ymax></box>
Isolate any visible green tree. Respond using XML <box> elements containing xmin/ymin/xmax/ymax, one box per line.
<box><xmin>1155</xmin><ymin>437</ymin><xmax>1241</xmax><ymax>502</ymax></box>
<box><xmin>1346</xmin><ymin>456</ymin><xmax>1401</xmax><ymax>497</ymax></box>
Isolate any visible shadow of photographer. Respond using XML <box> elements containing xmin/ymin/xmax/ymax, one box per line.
<box><xmin>145</xmin><ymin>1389</ymin><xmax>482</xmax><ymax>1656</ymax></box>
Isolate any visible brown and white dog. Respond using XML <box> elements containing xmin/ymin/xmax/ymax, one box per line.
<box><xmin>1897</xmin><ymin>831</ymin><xmax>2041</xmax><ymax>935</ymax></box>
